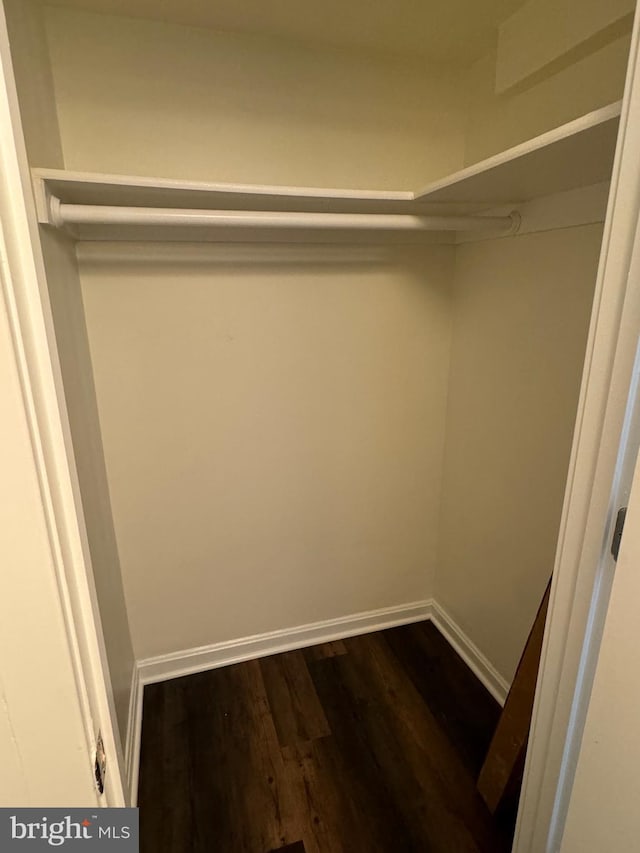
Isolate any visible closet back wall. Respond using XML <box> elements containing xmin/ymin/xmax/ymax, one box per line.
<box><xmin>78</xmin><ymin>245</ymin><xmax>453</xmax><ymax>659</ymax></box>
<box><xmin>43</xmin><ymin>7</ymin><xmax>466</xmax><ymax>189</ymax></box>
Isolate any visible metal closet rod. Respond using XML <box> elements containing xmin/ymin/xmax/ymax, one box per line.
<box><xmin>48</xmin><ymin>196</ymin><xmax>520</xmax><ymax>233</ymax></box>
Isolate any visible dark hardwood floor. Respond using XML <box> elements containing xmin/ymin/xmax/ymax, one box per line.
<box><xmin>138</xmin><ymin>622</ymin><xmax>514</xmax><ymax>853</ymax></box>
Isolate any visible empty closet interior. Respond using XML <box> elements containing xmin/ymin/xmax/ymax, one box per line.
<box><xmin>4</xmin><ymin>0</ymin><xmax>635</xmax><ymax>805</ymax></box>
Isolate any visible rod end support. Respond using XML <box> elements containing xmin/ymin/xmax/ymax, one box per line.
<box><xmin>48</xmin><ymin>194</ymin><xmax>64</xmax><ymax>229</ymax></box>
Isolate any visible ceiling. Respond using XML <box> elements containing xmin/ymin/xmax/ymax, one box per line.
<box><xmin>43</xmin><ymin>0</ymin><xmax>529</xmax><ymax>65</ymax></box>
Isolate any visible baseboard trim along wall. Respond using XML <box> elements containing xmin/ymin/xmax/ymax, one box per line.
<box><xmin>429</xmin><ymin>601</ymin><xmax>510</xmax><ymax>706</ymax></box>
<box><xmin>126</xmin><ymin>598</ymin><xmax>511</xmax><ymax>804</ymax></box>
<box><xmin>137</xmin><ymin>600</ymin><xmax>433</xmax><ymax>685</ymax></box>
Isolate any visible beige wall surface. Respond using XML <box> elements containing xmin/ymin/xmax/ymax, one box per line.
<box><xmin>463</xmin><ymin>33</ymin><xmax>630</xmax><ymax>166</ymax></box>
<box><xmin>436</xmin><ymin>225</ymin><xmax>602</xmax><ymax>682</ymax></box>
<box><xmin>78</xmin><ymin>243</ymin><xmax>454</xmax><ymax>659</ymax></box>
<box><xmin>3</xmin><ymin>0</ymin><xmax>63</xmax><ymax>168</ymax></box>
<box><xmin>495</xmin><ymin>0</ymin><xmax>634</xmax><ymax>93</ymax></box>
<box><xmin>43</xmin><ymin>7</ymin><xmax>465</xmax><ymax>190</ymax></box>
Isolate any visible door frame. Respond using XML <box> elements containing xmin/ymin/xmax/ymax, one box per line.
<box><xmin>514</xmin><ymin>4</ymin><xmax>640</xmax><ymax>850</ymax></box>
<box><xmin>0</xmin><ymin>3</ymin><xmax>127</xmax><ymax>806</ymax></box>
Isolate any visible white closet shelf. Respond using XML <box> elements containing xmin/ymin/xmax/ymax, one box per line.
<box><xmin>415</xmin><ymin>101</ymin><xmax>621</xmax><ymax>204</ymax></box>
<box><xmin>32</xmin><ymin>101</ymin><xmax>620</xmax><ymax>242</ymax></box>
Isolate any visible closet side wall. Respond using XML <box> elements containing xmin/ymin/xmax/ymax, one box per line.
<box><xmin>4</xmin><ymin>0</ymin><xmax>134</xmax><ymax>742</ymax></box>
<box><xmin>437</xmin><ymin>225</ymin><xmax>603</xmax><ymax>683</ymax></box>
<box><xmin>463</xmin><ymin>31</ymin><xmax>631</xmax><ymax>165</ymax></box>
<box><xmin>42</xmin><ymin>7</ymin><xmax>466</xmax><ymax>190</ymax></box>
<box><xmin>77</xmin><ymin>244</ymin><xmax>454</xmax><ymax>660</ymax></box>
<box><xmin>41</xmin><ymin>231</ymin><xmax>134</xmax><ymax>740</ymax></box>
<box><xmin>3</xmin><ymin>0</ymin><xmax>62</xmax><ymax>168</ymax></box>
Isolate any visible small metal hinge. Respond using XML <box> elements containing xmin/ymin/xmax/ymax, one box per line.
<box><xmin>611</xmin><ymin>506</ymin><xmax>628</xmax><ymax>562</ymax></box>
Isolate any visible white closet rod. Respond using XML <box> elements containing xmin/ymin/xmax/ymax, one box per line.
<box><xmin>48</xmin><ymin>197</ymin><xmax>519</xmax><ymax>233</ymax></box>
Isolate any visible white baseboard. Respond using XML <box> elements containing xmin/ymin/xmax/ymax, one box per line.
<box><xmin>128</xmin><ymin>598</ymin><xmax>510</xmax><ymax>793</ymax></box>
<box><xmin>124</xmin><ymin>664</ymin><xmax>143</xmax><ymax>806</ymax></box>
<box><xmin>430</xmin><ymin>601</ymin><xmax>510</xmax><ymax>706</ymax></box>
<box><xmin>137</xmin><ymin>599</ymin><xmax>433</xmax><ymax>685</ymax></box>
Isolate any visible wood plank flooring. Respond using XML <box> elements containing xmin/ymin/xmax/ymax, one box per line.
<box><xmin>138</xmin><ymin>622</ymin><xmax>514</xmax><ymax>852</ymax></box>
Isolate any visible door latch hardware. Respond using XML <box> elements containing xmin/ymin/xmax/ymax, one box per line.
<box><xmin>611</xmin><ymin>506</ymin><xmax>628</xmax><ymax>562</ymax></box>
<box><xmin>94</xmin><ymin>731</ymin><xmax>106</xmax><ymax>795</ymax></box>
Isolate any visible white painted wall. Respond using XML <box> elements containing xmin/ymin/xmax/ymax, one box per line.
<box><xmin>43</xmin><ymin>6</ymin><xmax>466</xmax><ymax>190</ymax></box>
<box><xmin>78</xmin><ymin>243</ymin><xmax>454</xmax><ymax>659</ymax></box>
<box><xmin>437</xmin><ymin>226</ymin><xmax>603</xmax><ymax>682</ymax></box>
